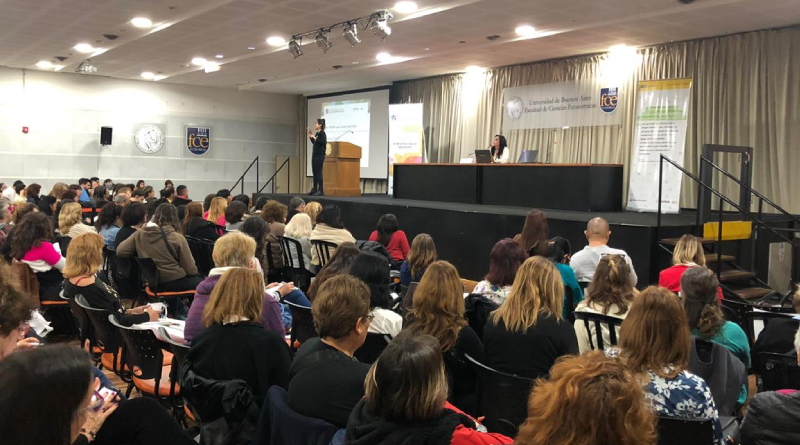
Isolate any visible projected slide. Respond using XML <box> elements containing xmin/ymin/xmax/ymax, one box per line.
<box><xmin>322</xmin><ymin>99</ymin><xmax>371</xmax><ymax>168</ymax></box>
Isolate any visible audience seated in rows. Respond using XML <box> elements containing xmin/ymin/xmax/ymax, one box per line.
<box><xmin>368</xmin><ymin>213</ymin><xmax>410</xmax><ymax>266</ymax></box>
<box><xmin>514</xmin><ymin>351</ymin><xmax>657</xmax><ymax>445</ymax></box>
<box><xmin>117</xmin><ymin>204</ymin><xmax>203</xmax><ymax>292</ymax></box>
<box><xmin>284</xmin><ymin>212</ymin><xmax>315</xmax><ymax>273</ymax></box>
<box><xmin>660</xmin><ymin>234</ymin><xmax>723</xmax><ymax>300</ymax></box>
<box><xmin>309</xmin><ymin>205</ymin><xmax>356</xmax><ymax>266</ymax></box>
<box><xmin>11</xmin><ymin>212</ymin><xmax>65</xmax><ymax>301</ymax></box>
<box><xmin>182</xmin><ymin>201</ymin><xmax>220</xmax><ymax>241</ymax></box>
<box><xmin>349</xmin><ymin>251</ymin><xmax>403</xmax><ymax>337</ymax></box>
<box><xmin>287</xmin><ymin>196</ymin><xmax>305</xmax><ymax>222</ymax></box>
<box><xmin>405</xmin><ymin>260</ymin><xmax>483</xmax><ymax>415</ymax></box>
<box><xmin>187</xmin><ymin>268</ymin><xmax>292</xmax><ymax>407</ymax></box>
<box><xmin>224</xmin><ymin>200</ymin><xmax>248</xmax><ymax>232</ymax></box>
<box><xmin>183</xmin><ymin>232</ymin><xmax>285</xmax><ymax>343</ymax></box>
<box><xmin>346</xmin><ymin>331</ymin><xmax>514</xmax><ymax>445</ymax></box>
<box><xmin>399</xmin><ymin>233</ymin><xmax>436</xmax><ymax>286</ymax></box>
<box><xmin>472</xmin><ymin>238</ymin><xmax>528</xmax><ymax>305</ymax></box>
<box><xmin>613</xmin><ymin>286</ymin><xmax>724</xmax><ymax>444</ymax></box>
<box><xmin>95</xmin><ymin>202</ymin><xmax>122</xmax><ymax>250</ymax></box>
<box><xmin>289</xmin><ymin>275</ymin><xmax>372</xmax><ymax>428</ymax></box>
<box><xmin>740</xmin><ymin>325</ymin><xmax>800</xmax><ymax>445</ymax></box>
<box><xmin>484</xmin><ymin>256</ymin><xmax>578</xmax><ymax>379</ymax></box>
<box><xmin>514</xmin><ymin>209</ymin><xmax>550</xmax><ymax>256</ymax></box>
<box><xmin>306</xmin><ymin>242</ymin><xmax>360</xmax><ymax>302</ymax></box>
<box><xmin>570</xmin><ymin>217</ymin><xmax>637</xmax><ymax>286</ymax></box>
<box><xmin>573</xmin><ymin>254</ymin><xmax>635</xmax><ymax>353</ymax></box>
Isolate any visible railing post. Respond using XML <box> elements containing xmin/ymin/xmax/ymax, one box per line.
<box><xmin>717</xmin><ymin>194</ymin><xmax>724</xmax><ymax>281</ymax></box>
<box><xmin>256</xmin><ymin>156</ymin><xmax>259</xmax><ymax>196</ymax></box>
<box><xmin>657</xmin><ymin>156</ymin><xmax>663</xmax><ymax>244</ymax></box>
<box><xmin>752</xmin><ymin>198</ymin><xmax>763</xmax><ymax>277</ymax></box>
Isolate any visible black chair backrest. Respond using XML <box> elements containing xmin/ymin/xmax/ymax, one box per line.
<box><xmin>101</xmin><ymin>246</ymin><xmax>118</xmax><ymax>288</ymax></box>
<box><xmin>108</xmin><ymin>315</ymin><xmax>165</xmax><ymax>385</ymax></box>
<box><xmin>62</xmin><ymin>291</ymin><xmax>92</xmax><ymax>347</ymax></box>
<box><xmin>720</xmin><ymin>299</ymin><xmax>752</xmax><ymax>331</ymax></box>
<box><xmin>185</xmin><ymin>236</ymin><xmax>215</xmax><ymax>277</ymax></box>
<box><xmin>311</xmin><ymin>240</ymin><xmax>337</xmax><ymax>267</ymax></box>
<box><xmin>756</xmin><ymin>352</ymin><xmax>800</xmax><ymax>391</ymax></box>
<box><xmin>463</xmin><ymin>294</ymin><xmax>499</xmax><ymax>340</ymax></box>
<box><xmin>55</xmin><ymin>235</ymin><xmax>71</xmax><ymax>257</ymax></box>
<box><xmin>657</xmin><ymin>416</ymin><xmax>715</xmax><ymax>445</ymax></box>
<box><xmin>280</xmin><ymin>236</ymin><xmax>306</xmax><ymax>271</ymax></box>
<box><xmin>159</xmin><ymin>327</ymin><xmax>189</xmax><ymax>367</ymax></box>
<box><xmin>573</xmin><ymin>311</ymin><xmax>623</xmax><ymax>351</ymax></box>
<box><xmin>465</xmin><ymin>354</ymin><xmax>534</xmax><ymax>437</ymax></box>
<box><xmin>286</xmin><ymin>301</ymin><xmax>317</xmax><ymax>349</ymax></box>
<box><xmin>745</xmin><ymin>310</ymin><xmax>795</xmax><ymax>347</ymax></box>
<box><xmin>74</xmin><ymin>295</ymin><xmax>123</xmax><ymax>353</ymax></box>
<box><xmin>134</xmin><ymin>257</ymin><xmax>161</xmax><ymax>289</ymax></box>
<box><xmin>354</xmin><ymin>333</ymin><xmax>392</xmax><ymax>364</ymax></box>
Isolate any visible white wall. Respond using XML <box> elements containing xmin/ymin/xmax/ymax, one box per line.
<box><xmin>0</xmin><ymin>67</ymin><xmax>299</xmax><ymax>200</ymax></box>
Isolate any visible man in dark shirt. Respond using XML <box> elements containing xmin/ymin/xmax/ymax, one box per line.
<box><xmin>172</xmin><ymin>185</ymin><xmax>192</xmax><ymax>207</ymax></box>
<box><xmin>288</xmin><ymin>275</ymin><xmax>372</xmax><ymax>428</ymax></box>
<box><xmin>287</xmin><ymin>197</ymin><xmax>305</xmax><ymax>222</ymax></box>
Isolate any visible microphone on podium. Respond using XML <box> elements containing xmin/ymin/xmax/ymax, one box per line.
<box><xmin>334</xmin><ymin>130</ymin><xmax>354</xmax><ymax>141</ymax></box>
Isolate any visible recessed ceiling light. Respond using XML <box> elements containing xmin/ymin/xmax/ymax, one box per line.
<box><xmin>141</xmin><ymin>71</ymin><xmax>155</xmax><ymax>79</ymax></box>
<box><xmin>425</xmin><ymin>47</ymin><xmax>430</xmax><ymax>51</ymax></box>
<box><xmin>191</xmin><ymin>57</ymin><xmax>207</xmax><ymax>66</ymax></box>
<box><xmin>394</xmin><ymin>1</ymin><xmax>418</xmax><ymax>13</ymax></box>
<box><xmin>36</xmin><ymin>60</ymin><xmax>53</xmax><ymax>69</ymax></box>
<box><xmin>247</xmin><ymin>46</ymin><xmax>256</xmax><ymax>50</ymax></box>
<box><xmin>153</xmin><ymin>75</ymin><xmax>166</xmax><ymax>81</ymax></box>
<box><xmin>267</xmin><ymin>36</ymin><xmax>286</xmax><ymax>47</ymax></box>
<box><xmin>74</xmin><ymin>43</ymin><xmax>94</xmax><ymax>53</ymax></box>
<box><xmin>130</xmin><ymin>17</ymin><xmax>153</xmax><ymax>28</ymax></box>
<box><xmin>375</xmin><ymin>52</ymin><xmax>393</xmax><ymax>62</ymax></box>
<box><xmin>204</xmin><ymin>62</ymin><xmax>221</xmax><ymax>73</ymax></box>
<box><xmin>515</xmin><ymin>25</ymin><xmax>536</xmax><ymax>37</ymax></box>
<box><xmin>215</xmin><ymin>54</ymin><xmax>224</xmax><ymax>59</ymax></box>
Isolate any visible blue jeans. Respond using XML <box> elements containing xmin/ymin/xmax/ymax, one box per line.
<box><xmin>279</xmin><ymin>289</ymin><xmax>312</xmax><ymax>328</ymax></box>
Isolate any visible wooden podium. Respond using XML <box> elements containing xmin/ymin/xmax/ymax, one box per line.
<box><xmin>323</xmin><ymin>142</ymin><xmax>362</xmax><ymax>197</ymax></box>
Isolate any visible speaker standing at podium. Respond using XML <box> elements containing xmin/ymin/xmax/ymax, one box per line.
<box><xmin>307</xmin><ymin>118</ymin><xmax>327</xmax><ymax>196</ymax></box>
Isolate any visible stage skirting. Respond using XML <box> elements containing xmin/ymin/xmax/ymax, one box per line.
<box><xmin>392</xmin><ymin>163</ymin><xmax>624</xmax><ymax>212</ymax></box>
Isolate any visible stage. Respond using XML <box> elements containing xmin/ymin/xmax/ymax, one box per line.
<box><xmin>261</xmin><ymin>193</ymin><xmax>708</xmax><ymax>287</ymax></box>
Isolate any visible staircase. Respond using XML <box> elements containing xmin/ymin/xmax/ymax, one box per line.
<box><xmin>656</xmin><ymin>155</ymin><xmax>799</xmax><ymax>308</ymax></box>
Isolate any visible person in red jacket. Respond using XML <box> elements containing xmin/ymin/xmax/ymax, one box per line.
<box><xmin>345</xmin><ymin>331</ymin><xmax>512</xmax><ymax>445</ymax></box>
<box><xmin>659</xmin><ymin>234</ymin><xmax>723</xmax><ymax>301</ymax></box>
<box><xmin>368</xmin><ymin>214</ymin><xmax>410</xmax><ymax>267</ymax></box>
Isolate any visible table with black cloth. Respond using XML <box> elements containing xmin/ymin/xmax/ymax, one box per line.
<box><xmin>392</xmin><ymin>163</ymin><xmax>624</xmax><ymax>212</ymax></box>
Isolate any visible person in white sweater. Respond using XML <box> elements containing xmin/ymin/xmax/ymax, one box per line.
<box><xmin>309</xmin><ymin>205</ymin><xmax>355</xmax><ymax>266</ymax></box>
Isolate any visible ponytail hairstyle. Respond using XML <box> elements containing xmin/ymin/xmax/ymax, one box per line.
<box><xmin>585</xmin><ymin>254</ymin><xmax>636</xmax><ymax>316</ymax></box>
<box><xmin>680</xmin><ymin>266</ymin><xmax>726</xmax><ymax>338</ymax></box>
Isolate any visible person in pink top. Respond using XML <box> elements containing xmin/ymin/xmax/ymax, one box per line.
<box><xmin>368</xmin><ymin>214</ymin><xmax>410</xmax><ymax>266</ymax></box>
<box><xmin>10</xmin><ymin>213</ymin><xmax>65</xmax><ymax>301</ymax></box>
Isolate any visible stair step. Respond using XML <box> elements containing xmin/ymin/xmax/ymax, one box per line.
<box><xmin>718</xmin><ymin>270</ymin><xmax>756</xmax><ymax>282</ymax></box>
<box><xmin>661</xmin><ymin>237</ymin><xmax>716</xmax><ymax>246</ymax></box>
<box><xmin>706</xmin><ymin>254</ymin><xmax>736</xmax><ymax>263</ymax></box>
<box><xmin>734</xmin><ymin>287</ymin><xmax>775</xmax><ymax>300</ymax></box>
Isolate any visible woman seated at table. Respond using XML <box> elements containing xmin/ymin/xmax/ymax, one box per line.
<box><xmin>63</xmin><ymin>232</ymin><xmax>159</xmax><ymax>326</ymax></box>
<box><xmin>490</xmin><ymin>134</ymin><xmax>510</xmax><ymax>164</ymax></box>
<box><xmin>187</xmin><ymin>268</ymin><xmax>292</xmax><ymax>406</ymax></box>
<box><xmin>346</xmin><ymin>331</ymin><xmax>513</xmax><ymax>445</ymax></box>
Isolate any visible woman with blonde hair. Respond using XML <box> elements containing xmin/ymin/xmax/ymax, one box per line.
<box><xmin>399</xmin><ymin>233</ymin><xmax>437</xmax><ymax>286</ymax></box>
<box><xmin>205</xmin><ymin>196</ymin><xmax>228</xmax><ymax>229</ymax></box>
<box><xmin>284</xmin><ymin>212</ymin><xmax>314</xmax><ymax>273</ymax></box>
<box><xmin>573</xmin><ymin>254</ymin><xmax>636</xmax><ymax>353</ymax></box>
<box><xmin>345</xmin><ymin>331</ymin><xmax>513</xmax><ymax>445</ymax></box>
<box><xmin>404</xmin><ymin>260</ymin><xmax>483</xmax><ymax>415</ymax></box>
<box><xmin>483</xmin><ymin>256</ymin><xmax>578</xmax><ymax>378</ymax></box>
<box><xmin>659</xmin><ymin>234</ymin><xmax>722</xmax><ymax>299</ymax></box>
<box><xmin>303</xmin><ymin>201</ymin><xmax>322</xmax><ymax>227</ymax></box>
<box><xmin>48</xmin><ymin>182</ymin><xmax>69</xmax><ymax>201</ymax></box>
<box><xmin>59</xmin><ymin>202</ymin><xmax>96</xmax><ymax>238</ymax></box>
<box><xmin>62</xmin><ymin>232</ymin><xmax>158</xmax><ymax>326</ymax></box>
<box><xmin>515</xmin><ymin>352</ymin><xmax>657</xmax><ymax>445</ymax></box>
<box><xmin>183</xmin><ymin>201</ymin><xmax>219</xmax><ymax>241</ymax></box>
<box><xmin>186</xmin><ymin>268</ymin><xmax>292</xmax><ymax>406</ymax></box>
<box><xmin>615</xmin><ymin>286</ymin><xmax>723</xmax><ymax>444</ymax></box>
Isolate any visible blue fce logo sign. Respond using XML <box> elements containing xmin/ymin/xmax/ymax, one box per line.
<box><xmin>600</xmin><ymin>87</ymin><xmax>619</xmax><ymax>114</ymax></box>
<box><xmin>187</xmin><ymin>126</ymin><xmax>211</xmax><ymax>156</ymax></box>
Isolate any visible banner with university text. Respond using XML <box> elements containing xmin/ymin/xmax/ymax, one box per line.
<box><xmin>626</xmin><ymin>78</ymin><xmax>693</xmax><ymax>213</ymax></box>
<box><xmin>388</xmin><ymin>103</ymin><xmax>424</xmax><ymax>194</ymax></box>
<box><xmin>502</xmin><ymin>80</ymin><xmax>623</xmax><ymax>131</ymax></box>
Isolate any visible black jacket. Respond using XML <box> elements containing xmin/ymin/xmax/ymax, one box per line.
<box><xmin>186</xmin><ymin>217</ymin><xmax>221</xmax><ymax>241</ymax></box>
<box><xmin>740</xmin><ymin>389</ymin><xmax>800</xmax><ymax>445</ymax></box>
<box><xmin>311</xmin><ymin>130</ymin><xmax>327</xmax><ymax>156</ymax></box>
<box><xmin>345</xmin><ymin>399</ymin><xmax>475</xmax><ymax>445</ymax></box>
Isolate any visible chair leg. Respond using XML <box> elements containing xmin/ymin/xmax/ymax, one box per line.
<box><xmin>125</xmin><ymin>382</ymin><xmax>135</xmax><ymax>398</ymax></box>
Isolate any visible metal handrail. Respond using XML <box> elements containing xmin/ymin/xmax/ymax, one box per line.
<box><xmin>231</xmin><ymin>157</ymin><xmax>259</xmax><ymax>196</ymax></box>
<box><xmin>700</xmin><ymin>156</ymin><xmax>800</xmax><ymax>226</ymax></box>
<box><xmin>258</xmin><ymin>157</ymin><xmax>292</xmax><ymax>194</ymax></box>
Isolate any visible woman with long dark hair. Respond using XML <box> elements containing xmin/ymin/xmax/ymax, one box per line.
<box><xmin>472</xmin><ymin>238</ymin><xmax>528</xmax><ymax>305</ymax></box>
<box><xmin>182</xmin><ymin>201</ymin><xmax>219</xmax><ymax>241</ymax></box>
<box><xmin>95</xmin><ymin>203</ymin><xmax>122</xmax><ymax>250</ymax></box>
<box><xmin>514</xmin><ymin>209</ymin><xmax>550</xmax><ymax>256</ymax></box>
<box><xmin>490</xmin><ymin>134</ymin><xmax>509</xmax><ymax>164</ymax></box>
<box><xmin>26</xmin><ymin>183</ymin><xmax>42</xmax><ymax>205</ymax></box>
<box><xmin>11</xmin><ymin>212</ymin><xmax>65</xmax><ymax>301</ymax></box>
<box><xmin>349</xmin><ymin>252</ymin><xmax>403</xmax><ymax>337</ymax></box>
<box><xmin>309</xmin><ymin>205</ymin><xmax>356</xmax><ymax>266</ymax></box>
<box><xmin>306</xmin><ymin>242</ymin><xmax>360</xmax><ymax>302</ymax></box>
<box><xmin>368</xmin><ymin>213</ymin><xmax>410</xmax><ymax>265</ymax></box>
<box><xmin>307</xmin><ymin>118</ymin><xmax>327</xmax><ymax>196</ymax></box>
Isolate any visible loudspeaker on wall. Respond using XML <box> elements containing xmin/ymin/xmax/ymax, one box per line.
<box><xmin>100</xmin><ymin>126</ymin><xmax>113</xmax><ymax>146</ymax></box>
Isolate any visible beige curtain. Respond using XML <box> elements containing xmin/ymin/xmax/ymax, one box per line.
<box><xmin>389</xmin><ymin>25</ymin><xmax>800</xmax><ymax>213</ymax></box>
